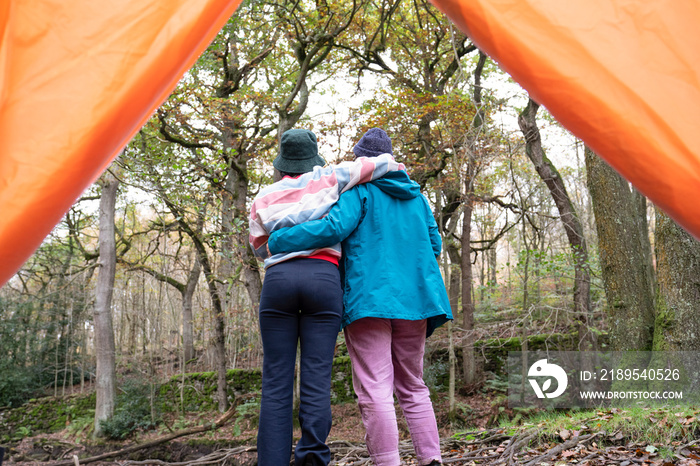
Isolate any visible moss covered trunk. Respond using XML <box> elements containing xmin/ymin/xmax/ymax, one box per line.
<box><xmin>585</xmin><ymin>148</ymin><xmax>655</xmax><ymax>351</ymax></box>
<box><xmin>653</xmin><ymin>210</ymin><xmax>700</xmax><ymax>350</ymax></box>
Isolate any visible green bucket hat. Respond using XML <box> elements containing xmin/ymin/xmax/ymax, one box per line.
<box><xmin>273</xmin><ymin>129</ymin><xmax>326</xmax><ymax>174</ymax></box>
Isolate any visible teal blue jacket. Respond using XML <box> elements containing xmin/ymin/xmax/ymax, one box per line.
<box><xmin>268</xmin><ymin>171</ymin><xmax>452</xmax><ymax>337</ymax></box>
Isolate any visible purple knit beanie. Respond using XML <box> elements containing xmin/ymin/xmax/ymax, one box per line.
<box><xmin>353</xmin><ymin>128</ymin><xmax>393</xmax><ymax>158</ymax></box>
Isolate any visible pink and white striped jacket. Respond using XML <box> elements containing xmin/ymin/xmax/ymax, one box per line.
<box><xmin>249</xmin><ymin>154</ymin><xmax>405</xmax><ymax>269</ymax></box>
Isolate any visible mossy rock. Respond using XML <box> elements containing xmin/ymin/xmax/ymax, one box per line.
<box><xmin>424</xmin><ymin>332</ymin><xmax>610</xmax><ymax>383</ymax></box>
<box><xmin>0</xmin><ymin>393</ymin><xmax>96</xmax><ymax>443</ymax></box>
<box><xmin>475</xmin><ymin>333</ymin><xmax>576</xmax><ymax>373</ymax></box>
<box><xmin>160</xmin><ymin>359</ymin><xmax>356</xmax><ymax>413</ymax></box>
<box><xmin>159</xmin><ymin>369</ymin><xmax>264</xmax><ymax>413</ymax></box>
<box><xmin>330</xmin><ymin>356</ymin><xmax>355</xmax><ymax>404</ymax></box>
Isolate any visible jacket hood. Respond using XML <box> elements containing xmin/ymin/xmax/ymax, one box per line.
<box><xmin>372</xmin><ymin>170</ymin><xmax>420</xmax><ymax>199</ymax></box>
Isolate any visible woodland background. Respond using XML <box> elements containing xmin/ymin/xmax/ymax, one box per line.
<box><xmin>1</xmin><ymin>0</ymin><xmax>700</xmax><ymax>456</ymax></box>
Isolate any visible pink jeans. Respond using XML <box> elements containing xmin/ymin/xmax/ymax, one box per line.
<box><xmin>344</xmin><ymin>317</ymin><xmax>442</xmax><ymax>466</ymax></box>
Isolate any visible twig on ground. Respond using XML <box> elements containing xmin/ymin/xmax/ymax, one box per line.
<box><xmin>122</xmin><ymin>446</ymin><xmax>257</xmax><ymax>466</ymax></box>
<box><xmin>675</xmin><ymin>438</ymin><xmax>700</xmax><ymax>459</ymax></box>
<box><xmin>499</xmin><ymin>428</ymin><xmax>538</xmax><ymax>465</ymax></box>
<box><xmin>520</xmin><ymin>432</ymin><xmax>600</xmax><ymax>466</ymax></box>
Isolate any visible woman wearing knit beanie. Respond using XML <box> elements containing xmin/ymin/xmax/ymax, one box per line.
<box><xmin>352</xmin><ymin>127</ymin><xmax>393</xmax><ymax>158</ymax></box>
<box><xmin>269</xmin><ymin>128</ymin><xmax>450</xmax><ymax>466</ymax></box>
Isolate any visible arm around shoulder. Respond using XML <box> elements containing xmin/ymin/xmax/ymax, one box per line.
<box><xmin>269</xmin><ymin>188</ymin><xmax>364</xmax><ymax>255</ymax></box>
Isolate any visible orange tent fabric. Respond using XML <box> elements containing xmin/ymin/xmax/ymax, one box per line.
<box><xmin>431</xmin><ymin>0</ymin><xmax>700</xmax><ymax>239</ymax></box>
<box><xmin>2</xmin><ymin>1</ymin><xmax>699</xmax><ymax>287</ymax></box>
<box><xmin>0</xmin><ymin>0</ymin><xmax>242</xmax><ymax>286</ymax></box>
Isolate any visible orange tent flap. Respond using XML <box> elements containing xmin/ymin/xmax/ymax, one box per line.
<box><xmin>0</xmin><ymin>0</ymin><xmax>242</xmax><ymax>286</ymax></box>
<box><xmin>430</xmin><ymin>0</ymin><xmax>700</xmax><ymax>238</ymax></box>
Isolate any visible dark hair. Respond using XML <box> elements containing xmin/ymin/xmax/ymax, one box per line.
<box><xmin>278</xmin><ymin>170</ymin><xmax>303</xmax><ymax>178</ymax></box>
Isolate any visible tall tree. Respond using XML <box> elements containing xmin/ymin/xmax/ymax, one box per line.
<box><xmin>133</xmin><ymin>154</ymin><xmax>232</xmax><ymax>411</ymax></box>
<box><xmin>584</xmin><ymin>147</ymin><xmax>655</xmax><ymax>351</ymax></box>
<box><xmin>461</xmin><ymin>51</ymin><xmax>488</xmax><ymax>385</ymax></box>
<box><xmin>340</xmin><ymin>0</ymin><xmax>477</xmax><ymax>185</ymax></box>
<box><xmin>93</xmin><ymin>167</ymin><xmax>119</xmax><ymax>437</ymax></box>
<box><xmin>518</xmin><ymin>98</ymin><xmax>593</xmax><ymax>349</ymax></box>
<box><xmin>653</xmin><ymin>210</ymin><xmax>700</xmax><ymax>350</ymax></box>
<box><xmin>162</xmin><ymin>191</ymin><xmax>230</xmax><ymax>411</ymax></box>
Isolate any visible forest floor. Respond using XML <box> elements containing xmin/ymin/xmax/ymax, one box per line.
<box><xmin>5</xmin><ymin>299</ymin><xmax>700</xmax><ymax>464</ymax></box>
<box><xmin>6</xmin><ymin>387</ymin><xmax>700</xmax><ymax>466</ymax></box>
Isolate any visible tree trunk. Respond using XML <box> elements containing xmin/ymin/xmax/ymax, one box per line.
<box><xmin>93</xmin><ymin>169</ymin><xmax>119</xmax><ymax>438</ymax></box>
<box><xmin>447</xmin><ymin>321</ymin><xmax>456</xmax><ymax>419</ymax></box>
<box><xmin>479</xmin><ymin>223</ymin><xmax>486</xmax><ymax>303</ymax></box>
<box><xmin>182</xmin><ymin>255</ymin><xmax>200</xmax><ymax>364</ymax></box>
<box><xmin>219</xmin><ymin>137</ymin><xmax>260</xmax><ymax>312</ymax></box>
<box><xmin>220</xmin><ymin>137</ymin><xmax>262</xmax><ymax>323</ymax></box>
<box><xmin>518</xmin><ymin>98</ymin><xmax>593</xmax><ymax>349</ymax></box>
<box><xmin>202</xmin><ymin>253</ymin><xmax>229</xmax><ymax>413</ymax></box>
<box><xmin>488</xmin><ymin>245</ymin><xmax>497</xmax><ymax>288</ymax></box>
<box><xmin>219</xmin><ymin>164</ymin><xmax>236</xmax><ymax>313</ymax></box>
<box><xmin>633</xmin><ymin>188</ymin><xmax>656</xmax><ymax>299</ymax></box>
<box><xmin>437</xmin><ymin>185</ymin><xmax>459</xmax><ymax>417</ymax></box>
<box><xmin>584</xmin><ymin>147</ymin><xmax>655</xmax><ymax>350</ymax></box>
<box><xmin>445</xmin><ymin>242</ymin><xmax>461</xmax><ymax>323</ymax></box>
<box><xmin>461</xmin><ymin>196</ymin><xmax>477</xmax><ymax>386</ymax></box>
<box><xmin>653</xmin><ymin>210</ymin><xmax>700</xmax><ymax>350</ymax></box>
<box><xmin>461</xmin><ymin>51</ymin><xmax>487</xmax><ymax>387</ymax></box>
<box><xmin>440</xmin><ymin>223</ymin><xmax>459</xmax><ymax>418</ymax></box>
<box><xmin>520</xmin><ymin>214</ymin><xmax>531</xmax><ymax>311</ymax></box>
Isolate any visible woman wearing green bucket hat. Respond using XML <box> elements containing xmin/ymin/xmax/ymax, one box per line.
<box><xmin>271</xmin><ymin>128</ymin><xmax>326</xmax><ymax>175</ymax></box>
<box><xmin>256</xmin><ymin>129</ymin><xmax>339</xmax><ymax>466</ymax></box>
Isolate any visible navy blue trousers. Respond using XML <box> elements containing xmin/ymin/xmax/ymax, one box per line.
<box><xmin>257</xmin><ymin>259</ymin><xmax>343</xmax><ymax>466</ymax></box>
